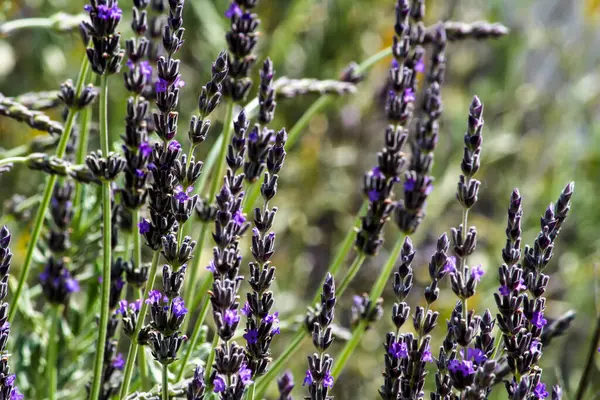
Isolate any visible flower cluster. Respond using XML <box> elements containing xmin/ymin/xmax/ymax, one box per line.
<box><xmin>82</xmin><ymin>0</ymin><xmax>125</xmax><ymax>75</ymax></box>
<box><xmin>0</xmin><ymin>226</ymin><xmax>23</xmax><ymax>399</ymax></box>
<box><xmin>223</xmin><ymin>0</ymin><xmax>261</xmax><ymax>102</ymax></box>
<box><xmin>303</xmin><ymin>274</ymin><xmax>336</xmax><ymax>399</ymax></box>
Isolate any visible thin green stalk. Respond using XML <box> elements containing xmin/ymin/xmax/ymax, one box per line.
<box><xmin>460</xmin><ymin>208</ymin><xmax>469</xmax><ymax>322</ymax></box>
<box><xmin>331</xmin><ymin>235</ymin><xmax>405</xmax><ymax>378</ymax></box>
<box><xmin>133</xmin><ymin>219</ymin><xmax>148</xmax><ymax>391</ymax></box>
<box><xmin>575</xmin><ymin>315</ymin><xmax>600</xmax><ymax>400</ymax></box>
<box><xmin>119</xmin><ymin>251</ymin><xmax>161</xmax><ymax>399</ymax></box>
<box><xmin>204</xmin><ymin>331</ymin><xmax>220</xmax><ymax>382</ymax></box>
<box><xmin>162</xmin><ymin>364</ymin><xmax>169</xmax><ymax>400</ymax></box>
<box><xmin>254</xmin><ymin>329</ymin><xmax>307</xmax><ymax>398</ymax></box>
<box><xmin>47</xmin><ymin>305</ymin><xmax>60</xmax><ymax>400</ymax></box>
<box><xmin>89</xmin><ymin>73</ymin><xmax>112</xmax><ymax>400</ymax></box>
<box><xmin>286</xmin><ymin>96</ymin><xmax>332</xmax><ymax>150</ymax></box>
<box><xmin>182</xmin><ymin>220</ymin><xmax>210</xmax><ymax>333</ymax></box>
<box><xmin>8</xmin><ymin>55</ymin><xmax>90</xmax><ymax>323</ymax></box>
<box><xmin>0</xmin><ymin>12</ymin><xmax>86</xmax><ymax>37</ymax></box>
<box><xmin>0</xmin><ymin>156</ymin><xmax>27</xmax><ymax>167</ymax></box>
<box><xmin>176</xmin><ymin>284</ymin><xmax>212</xmax><ymax>380</ymax></box>
<box><xmin>72</xmin><ymin>99</ymin><xmax>93</xmax><ymax>230</ymax></box>
<box><xmin>247</xmin><ymin>382</ymin><xmax>255</xmax><ymax>400</ymax></box>
<box><xmin>242</xmin><ymin>181</ymin><xmax>261</xmax><ymax>215</ymax></box>
<box><xmin>336</xmin><ymin>254</ymin><xmax>367</xmax><ymax>296</ymax></box>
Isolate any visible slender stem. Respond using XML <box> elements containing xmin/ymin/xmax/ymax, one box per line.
<box><xmin>0</xmin><ymin>12</ymin><xmax>86</xmax><ymax>37</ymax></box>
<box><xmin>162</xmin><ymin>364</ymin><xmax>169</xmax><ymax>400</ymax></box>
<box><xmin>8</xmin><ymin>56</ymin><xmax>90</xmax><ymax>323</ymax></box>
<box><xmin>132</xmin><ymin>210</ymin><xmax>142</xmax><ymax>279</ymax></box>
<box><xmin>336</xmin><ymin>254</ymin><xmax>367</xmax><ymax>296</ymax></box>
<box><xmin>182</xmin><ymin>221</ymin><xmax>210</xmax><ymax>333</ymax></box>
<box><xmin>72</xmin><ymin>99</ymin><xmax>93</xmax><ymax>230</ymax></box>
<box><xmin>203</xmin><ymin>331</ymin><xmax>220</xmax><ymax>382</ymax></box>
<box><xmin>310</xmin><ymin>200</ymin><xmax>368</xmax><ymax>306</ymax></box>
<box><xmin>332</xmin><ymin>235</ymin><xmax>405</xmax><ymax>378</ymax></box>
<box><xmin>47</xmin><ymin>305</ymin><xmax>60</xmax><ymax>400</ymax></box>
<box><xmin>247</xmin><ymin>382</ymin><xmax>255</xmax><ymax>400</ymax></box>
<box><xmin>176</xmin><ymin>287</ymin><xmax>212</xmax><ymax>380</ymax></box>
<box><xmin>119</xmin><ymin>251</ymin><xmax>161</xmax><ymax>399</ymax></box>
<box><xmin>255</xmin><ymin>329</ymin><xmax>307</xmax><ymax>398</ymax></box>
<box><xmin>286</xmin><ymin>96</ymin><xmax>333</xmax><ymax>150</ymax></box>
<box><xmin>0</xmin><ymin>156</ymin><xmax>27</xmax><ymax>167</ymax></box>
<box><xmin>89</xmin><ymin>73</ymin><xmax>112</xmax><ymax>400</ymax></box>
<box><xmin>575</xmin><ymin>316</ymin><xmax>600</xmax><ymax>400</ymax></box>
<box><xmin>242</xmin><ymin>181</ymin><xmax>261</xmax><ymax>215</ymax></box>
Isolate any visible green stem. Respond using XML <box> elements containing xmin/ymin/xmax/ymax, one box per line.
<box><xmin>47</xmin><ymin>305</ymin><xmax>60</xmax><ymax>400</ymax></box>
<box><xmin>72</xmin><ymin>99</ymin><xmax>92</xmax><ymax>230</ymax></box>
<box><xmin>255</xmin><ymin>329</ymin><xmax>307</xmax><ymax>398</ymax></box>
<box><xmin>310</xmin><ymin>200</ymin><xmax>367</xmax><ymax>306</ymax></box>
<box><xmin>242</xmin><ymin>182</ymin><xmax>261</xmax><ymax>215</ymax></box>
<box><xmin>119</xmin><ymin>251</ymin><xmax>161</xmax><ymax>399</ymax></box>
<box><xmin>182</xmin><ymin>221</ymin><xmax>210</xmax><ymax>333</ymax></box>
<box><xmin>336</xmin><ymin>254</ymin><xmax>367</xmax><ymax>296</ymax></box>
<box><xmin>89</xmin><ymin>73</ymin><xmax>112</xmax><ymax>400</ymax></box>
<box><xmin>0</xmin><ymin>12</ymin><xmax>86</xmax><ymax>37</ymax></box>
<box><xmin>176</xmin><ymin>286</ymin><xmax>212</xmax><ymax>381</ymax></box>
<box><xmin>204</xmin><ymin>331</ymin><xmax>220</xmax><ymax>382</ymax></box>
<box><xmin>162</xmin><ymin>364</ymin><xmax>169</xmax><ymax>400</ymax></box>
<box><xmin>246</xmin><ymin>382</ymin><xmax>255</xmax><ymax>400</ymax></box>
<box><xmin>460</xmin><ymin>208</ymin><xmax>469</xmax><ymax>322</ymax></box>
<box><xmin>133</xmin><ymin>231</ymin><xmax>148</xmax><ymax>391</ymax></box>
<box><xmin>8</xmin><ymin>55</ymin><xmax>90</xmax><ymax>323</ymax></box>
<box><xmin>0</xmin><ymin>156</ymin><xmax>27</xmax><ymax>167</ymax></box>
<box><xmin>286</xmin><ymin>96</ymin><xmax>332</xmax><ymax>150</ymax></box>
<box><xmin>331</xmin><ymin>235</ymin><xmax>405</xmax><ymax>378</ymax></box>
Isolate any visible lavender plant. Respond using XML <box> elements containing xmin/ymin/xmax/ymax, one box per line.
<box><xmin>10</xmin><ymin>0</ymin><xmax>593</xmax><ymax>399</ymax></box>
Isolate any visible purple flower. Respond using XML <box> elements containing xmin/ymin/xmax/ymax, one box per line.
<box><xmin>415</xmin><ymin>57</ymin><xmax>425</xmax><ymax>73</ymax></box>
<box><xmin>271</xmin><ymin>327</ymin><xmax>281</xmax><ymax>336</ymax></box>
<box><xmin>422</xmin><ymin>345</ymin><xmax>433</xmax><ymax>363</ymax></box>
<box><xmin>264</xmin><ymin>312</ymin><xmax>280</xmax><ymax>325</ymax></box>
<box><xmin>130</xmin><ymin>299</ymin><xmax>142</xmax><ymax>312</ymax></box>
<box><xmin>470</xmin><ymin>264</ymin><xmax>485</xmax><ymax>282</ymax></box>
<box><xmin>155</xmin><ymin>78</ymin><xmax>168</xmax><ymax>93</ymax></box>
<box><xmin>368</xmin><ymin>189</ymin><xmax>380</xmax><ymax>202</ymax></box>
<box><xmin>302</xmin><ymin>370</ymin><xmax>313</xmax><ymax>386</ymax></box>
<box><xmin>171</xmin><ymin>297</ymin><xmax>188</xmax><ymax>317</ymax></box>
<box><xmin>534</xmin><ymin>383</ymin><xmax>549</xmax><ymax>399</ymax></box>
<box><xmin>391</xmin><ymin>59</ymin><xmax>399</xmax><ymax>69</ymax></box>
<box><xmin>372</xmin><ymin>166</ymin><xmax>384</xmax><ymax>178</ymax></box>
<box><xmin>442</xmin><ymin>256</ymin><xmax>457</xmax><ymax>275</ymax></box>
<box><xmin>66</xmin><ymin>278</ymin><xmax>80</xmax><ymax>293</ymax></box>
<box><xmin>206</xmin><ymin>261</ymin><xmax>216</xmax><ymax>272</ymax></box>
<box><xmin>139</xmin><ymin>141</ymin><xmax>152</xmax><ymax>157</ymax></box>
<box><xmin>448</xmin><ymin>359</ymin><xmax>475</xmax><ymax>377</ymax></box>
<box><xmin>134</xmin><ymin>169</ymin><xmax>145</xmax><ymax>178</ymax></box>
<box><xmin>138</xmin><ymin>219</ymin><xmax>151</xmax><ymax>234</ymax></box>
<box><xmin>112</xmin><ymin>353</ymin><xmax>125</xmax><ymax>370</ymax></box>
<box><xmin>530</xmin><ymin>340</ymin><xmax>541</xmax><ymax>356</ymax></box>
<box><xmin>168</xmin><ymin>140</ymin><xmax>182</xmax><ymax>151</ymax></box>
<box><xmin>146</xmin><ymin>290</ymin><xmax>167</xmax><ymax>305</ymax></box>
<box><xmin>403</xmin><ymin>88</ymin><xmax>415</xmax><ymax>103</ymax></box>
<box><xmin>241</xmin><ymin>302</ymin><xmax>251</xmax><ymax>316</ymax></box>
<box><xmin>174</xmin><ymin>185</ymin><xmax>193</xmax><ymax>203</ymax></box>
<box><xmin>139</xmin><ymin>60</ymin><xmax>153</xmax><ymax>82</ymax></box>
<box><xmin>388</xmin><ymin>342</ymin><xmax>408</xmax><ymax>359</ymax></box>
<box><xmin>464</xmin><ymin>348</ymin><xmax>487</xmax><ymax>364</ymax></box>
<box><xmin>244</xmin><ymin>329</ymin><xmax>259</xmax><ymax>344</ymax></box>
<box><xmin>213</xmin><ymin>376</ymin><xmax>226</xmax><ymax>393</ymax></box>
<box><xmin>499</xmin><ymin>285</ymin><xmax>510</xmax><ymax>296</ymax></box>
<box><xmin>224</xmin><ymin>2</ymin><xmax>242</xmax><ymax>18</ymax></box>
<box><xmin>403</xmin><ymin>177</ymin><xmax>415</xmax><ymax>192</ymax></box>
<box><xmin>94</xmin><ymin>3</ymin><xmax>122</xmax><ymax>20</ymax></box>
<box><xmin>9</xmin><ymin>387</ymin><xmax>23</xmax><ymax>400</ymax></box>
<box><xmin>323</xmin><ymin>372</ymin><xmax>334</xmax><ymax>388</ymax></box>
<box><xmin>0</xmin><ymin>322</ymin><xmax>9</xmax><ymax>333</ymax></box>
<box><xmin>515</xmin><ymin>279</ymin><xmax>527</xmax><ymax>291</ymax></box>
<box><xmin>239</xmin><ymin>363</ymin><xmax>253</xmax><ymax>385</ymax></box>
<box><xmin>117</xmin><ymin>300</ymin><xmax>128</xmax><ymax>315</ymax></box>
<box><xmin>223</xmin><ymin>309</ymin><xmax>240</xmax><ymax>326</ymax></box>
<box><xmin>248</xmin><ymin>131</ymin><xmax>259</xmax><ymax>143</ymax></box>
<box><xmin>5</xmin><ymin>375</ymin><xmax>15</xmax><ymax>386</ymax></box>
<box><xmin>233</xmin><ymin>210</ymin><xmax>246</xmax><ymax>226</ymax></box>
<box><xmin>530</xmin><ymin>311</ymin><xmax>547</xmax><ymax>329</ymax></box>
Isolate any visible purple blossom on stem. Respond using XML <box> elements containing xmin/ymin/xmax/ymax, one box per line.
<box><xmin>139</xmin><ymin>141</ymin><xmax>152</xmax><ymax>157</ymax></box>
<box><xmin>403</xmin><ymin>88</ymin><xmax>415</xmax><ymax>103</ymax></box>
<box><xmin>422</xmin><ymin>345</ymin><xmax>433</xmax><ymax>362</ymax></box>
<box><xmin>442</xmin><ymin>256</ymin><xmax>457</xmax><ymax>275</ymax></box>
<box><xmin>271</xmin><ymin>327</ymin><xmax>281</xmax><ymax>336</ymax></box>
<box><xmin>139</xmin><ymin>60</ymin><xmax>152</xmax><ymax>82</ymax></box>
<box><xmin>264</xmin><ymin>312</ymin><xmax>279</xmax><ymax>325</ymax></box>
<box><xmin>239</xmin><ymin>363</ymin><xmax>253</xmax><ymax>385</ymax></box>
<box><xmin>372</xmin><ymin>166</ymin><xmax>384</xmax><ymax>178</ymax></box>
<box><xmin>171</xmin><ymin>297</ymin><xmax>188</xmax><ymax>317</ymax></box>
<box><xmin>534</xmin><ymin>383</ymin><xmax>549</xmax><ymax>399</ymax></box>
<box><xmin>233</xmin><ymin>210</ymin><xmax>246</xmax><ymax>226</ymax></box>
<box><xmin>117</xmin><ymin>300</ymin><xmax>128</xmax><ymax>315</ymax></box>
<box><xmin>499</xmin><ymin>285</ymin><xmax>510</xmax><ymax>296</ymax></box>
<box><xmin>388</xmin><ymin>342</ymin><xmax>408</xmax><ymax>359</ymax></box>
<box><xmin>224</xmin><ymin>2</ymin><xmax>242</xmax><ymax>18</ymax></box>
<box><xmin>241</xmin><ymin>302</ymin><xmax>251</xmax><ymax>316</ymax></box>
<box><xmin>146</xmin><ymin>290</ymin><xmax>167</xmax><ymax>305</ymax></box>
<box><xmin>530</xmin><ymin>340</ymin><xmax>541</xmax><ymax>356</ymax></box>
<box><xmin>530</xmin><ymin>311</ymin><xmax>548</xmax><ymax>329</ymax></box>
<box><xmin>463</xmin><ymin>347</ymin><xmax>487</xmax><ymax>364</ymax></box>
<box><xmin>243</xmin><ymin>329</ymin><xmax>259</xmax><ymax>344</ymax></box>
<box><xmin>66</xmin><ymin>278</ymin><xmax>80</xmax><ymax>293</ymax></box>
<box><xmin>302</xmin><ymin>370</ymin><xmax>313</xmax><ymax>386</ymax></box>
<box><xmin>135</xmin><ymin>169</ymin><xmax>144</xmax><ymax>178</ymax></box>
<box><xmin>206</xmin><ymin>261</ymin><xmax>216</xmax><ymax>273</ymax></box>
<box><xmin>368</xmin><ymin>189</ymin><xmax>380</xmax><ymax>202</ymax></box>
<box><xmin>223</xmin><ymin>309</ymin><xmax>240</xmax><ymax>326</ymax></box>
<box><xmin>138</xmin><ymin>219</ymin><xmax>151</xmax><ymax>234</ymax></box>
<box><xmin>415</xmin><ymin>57</ymin><xmax>425</xmax><ymax>73</ymax></box>
<box><xmin>168</xmin><ymin>140</ymin><xmax>181</xmax><ymax>151</ymax></box>
<box><xmin>130</xmin><ymin>299</ymin><xmax>142</xmax><ymax>312</ymax></box>
<box><xmin>323</xmin><ymin>373</ymin><xmax>334</xmax><ymax>388</ymax></box>
<box><xmin>404</xmin><ymin>176</ymin><xmax>416</xmax><ymax>192</ymax></box>
<box><xmin>174</xmin><ymin>185</ymin><xmax>193</xmax><ymax>203</ymax></box>
<box><xmin>213</xmin><ymin>376</ymin><xmax>226</xmax><ymax>393</ymax></box>
<box><xmin>448</xmin><ymin>359</ymin><xmax>475</xmax><ymax>377</ymax></box>
<box><xmin>248</xmin><ymin>131</ymin><xmax>258</xmax><ymax>143</ymax></box>
<box><xmin>112</xmin><ymin>353</ymin><xmax>125</xmax><ymax>370</ymax></box>
<box><xmin>470</xmin><ymin>264</ymin><xmax>485</xmax><ymax>282</ymax></box>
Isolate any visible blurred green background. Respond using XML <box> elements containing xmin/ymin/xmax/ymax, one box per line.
<box><xmin>1</xmin><ymin>0</ymin><xmax>600</xmax><ymax>398</ymax></box>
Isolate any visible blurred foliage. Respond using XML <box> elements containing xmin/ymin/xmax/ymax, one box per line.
<box><xmin>0</xmin><ymin>0</ymin><xmax>599</xmax><ymax>399</ymax></box>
